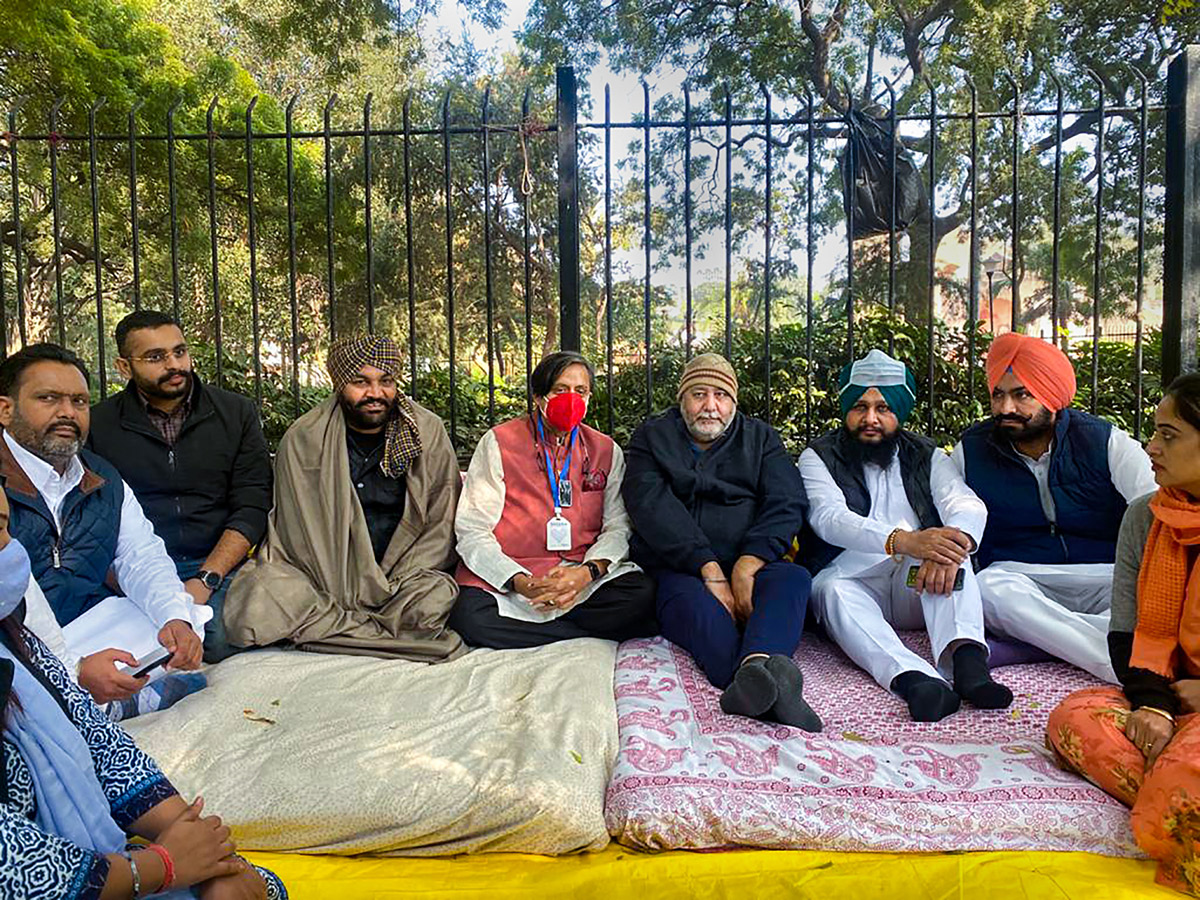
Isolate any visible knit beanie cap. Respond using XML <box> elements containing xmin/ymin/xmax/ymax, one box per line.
<box><xmin>677</xmin><ymin>353</ymin><xmax>738</xmax><ymax>403</ymax></box>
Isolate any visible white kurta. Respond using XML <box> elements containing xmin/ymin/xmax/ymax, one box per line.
<box><xmin>949</xmin><ymin>426</ymin><xmax>1156</xmax><ymax>683</ymax></box>
<box><xmin>799</xmin><ymin>444</ymin><xmax>989</xmax><ymax>691</ymax></box>
<box><xmin>455</xmin><ymin>429</ymin><xmax>639</xmax><ymax>623</ymax></box>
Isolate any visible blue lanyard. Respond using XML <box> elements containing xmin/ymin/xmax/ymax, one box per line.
<box><xmin>536</xmin><ymin>415</ymin><xmax>576</xmax><ymax>512</ymax></box>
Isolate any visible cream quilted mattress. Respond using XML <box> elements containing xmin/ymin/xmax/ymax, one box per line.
<box><xmin>122</xmin><ymin>640</ymin><xmax>618</xmax><ymax>856</ymax></box>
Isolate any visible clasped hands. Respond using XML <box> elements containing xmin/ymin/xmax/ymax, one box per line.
<box><xmin>893</xmin><ymin>526</ymin><xmax>972</xmax><ymax>595</ymax></box>
<box><xmin>701</xmin><ymin>555</ymin><xmax>765</xmax><ymax>624</ymax></box>
<box><xmin>1126</xmin><ymin>679</ymin><xmax>1200</xmax><ymax>770</ymax></box>
<box><xmin>78</xmin><ymin>619</ymin><xmax>203</xmax><ymax>704</ymax></box>
<box><xmin>514</xmin><ymin>564</ymin><xmax>598</xmax><ymax>614</ymax></box>
<box><xmin>156</xmin><ymin>796</ymin><xmax>265</xmax><ymax>899</ymax></box>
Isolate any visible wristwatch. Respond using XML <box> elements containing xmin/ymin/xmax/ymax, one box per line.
<box><xmin>195</xmin><ymin>569</ymin><xmax>224</xmax><ymax>591</ymax></box>
<box><xmin>584</xmin><ymin>561</ymin><xmax>602</xmax><ymax>581</ymax></box>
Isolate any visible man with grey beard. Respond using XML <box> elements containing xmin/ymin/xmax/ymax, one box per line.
<box><xmin>623</xmin><ymin>353</ymin><xmax>820</xmax><ymax>731</ymax></box>
<box><xmin>0</xmin><ymin>343</ymin><xmax>207</xmax><ymax>718</ymax></box>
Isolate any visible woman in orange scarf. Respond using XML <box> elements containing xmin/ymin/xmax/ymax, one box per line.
<box><xmin>1046</xmin><ymin>372</ymin><xmax>1200</xmax><ymax>895</ymax></box>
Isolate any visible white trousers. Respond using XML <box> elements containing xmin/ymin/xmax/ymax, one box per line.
<box><xmin>810</xmin><ymin>555</ymin><xmax>986</xmax><ymax>692</ymax></box>
<box><xmin>976</xmin><ymin>561</ymin><xmax>1117</xmax><ymax>683</ymax></box>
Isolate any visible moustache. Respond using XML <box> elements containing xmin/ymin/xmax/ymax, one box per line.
<box><xmin>994</xmin><ymin>414</ymin><xmax>1028</xmax><ymax>425</ymax></box>
<box><xmin>46</xmin><ymin>420</ymin><xmax>81</xmax><ymax>437</ymax></box>
<box><xmin>355</xmin><ymin>397</ymin><xmax>392</xmax><ymax>410</ymax></box>
<box><xmin>158</xmin><ymin>370</ymin><xmax>189</xmax><ymax>385</ymax></box>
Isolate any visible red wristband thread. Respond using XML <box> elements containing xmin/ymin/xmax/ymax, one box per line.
<box><xmin>146</xmin><ymin>843</ymin><xmax>175</xmax><ymax>891</ymax></box>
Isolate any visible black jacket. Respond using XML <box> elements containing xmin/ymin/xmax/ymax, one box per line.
<box><xmin>86</xmin><ymin>375</ymin><xmax>273</xmax><ymax>560</ymax></box>
<box><xmin>623</xmin><ymin>407</ymin><xmax>807</xmax><ymax>574</ymax></box>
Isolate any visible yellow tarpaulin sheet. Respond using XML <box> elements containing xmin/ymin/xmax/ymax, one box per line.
<box><xmin>245</xmin><ymin>845</ymin><xmax>1176</xmax><ymax>899</ymax></box>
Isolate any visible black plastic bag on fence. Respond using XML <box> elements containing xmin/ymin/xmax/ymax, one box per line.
<box><xmin>840</xmin><ymin>106</ymin><xmax>927</xmax><ymax>240</ymax></box>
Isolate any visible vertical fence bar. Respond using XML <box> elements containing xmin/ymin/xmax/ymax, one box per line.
<box><xmin>205</xmin><ymin>97</ymin><xmax>223</xmax><ymax>386</ymax></box>
<box><xmin>887</xmin><ymin>82</ymin><xmax>897</xmax><ymax>348</ymax></box>
<box><xmin>166</xmin><ymin>98</ymin><xmax>182</xmax><ymax>321</ymax></box>
<box><xmin>965</xmin><ymin>76</ymin><xmax>979</xmax><ymax>398</ymax></box>
<box><xmin>1163</xmin><ymin>46</ymin><xmax>1200</xmax><ymax>385</ymax></box>
<box><xmin>1004</xmin><ymin>71</ymin><xmax>1021</xmax><ymax>330</ymax></box>
<box><xmin>1087</xmin><ymin>70</ymin><xmax>1104</xmax><ymax>415</ymax></box>
<box><xmin>843</xmin><ymin>95</ymin><xmax>854</xmax><ymax>359</ymax></box>
<box><xmin>363</xmin><ymin>93</ymin><xmax>375</xmax><ymax>334</ymax></box>
<box><xmin>127</xmin><ymin>100</ymin><xmax>144</xmax><ymax>310</ymax></box>
<box><xmin>521</xmin><ymin>89</ymin><xmax>533</xmax><ymax>417</ymax></box>
<box><xmin>482</xmin><ymin>87</ymin><xmax>496</xmax><ymax>424</ymax></box>
<box><xmin>683</xmin><ymin>82</ymin><xmax>693</xmax><ymax>358</ymax></box>
<box><xmin>605</xmin><ymin>85</ymin><xmax>615</xmax><ymax>434</ymax></box>
<box><xmin>925</xmin><ymin>77</ymin><xmax>937</xmax><ymax>437</ymax></box>
<box><xmin>244</xmin><ymin>97</ymin><xmax>262</xmax><ymax>407</ymax></box>
<box><xmin>643</xmin><ymin>82</ymin><xmax>652</xmax><ymax>415</ymax></box>
<box><xmin>557</xmin><ymin>66</ymin><xmax>581</xmax><ymax>351</ymax></box>
<box><xmin>285</xmin><ymin>96</ymin><xmax>300</xmax><ymax>415</ymax></box>
<box><xmin>762</xmin><ymin>85</ymin><xmax>773</xmax><ymax>424</ymax></box>
<box><xmin>724</xmin><ymin>84</ymin><xmax>733</xmax><ymax>359</ymax></box>
<box><xmin>324</xmin><ymin>95</ymin><xmax>338</xmax><ymax>343</ymax></box>
<box><xmin>1049</xmin><ymin>73</ymin><xmax>1064</xmax><ymax>349</ymax></box>
<box><xmin>403</xmin><ymin>93</ymin><xmax>416</xmax><ymax>398</ymax></box>
<box><xmin>1130</xmin><ymin>66</ymin><xmax>1149</xmax><ymax>437</ymax></box>
<box><xmin>88</xmin><ymin>98</ymin><xmax>107</xmax><ymax>396</ymax></box>
<box><xmin>7</xmin><ymin>99</ymin><xmax>27</xmax><ymax>347</ymax></box>
<box><xmin>805</xmin><ymin>89</ymin><xmax>816</xmax><ymax>444</ymax></box>
<box><xmin>443</xmin><ymin>91</ymin><xmax>457</xmax><ymax>446</ymax></box>
<box><xmin>48</xmin><ymin>97</ymin><xmax>66</xmax><ymax>345</ymax></box>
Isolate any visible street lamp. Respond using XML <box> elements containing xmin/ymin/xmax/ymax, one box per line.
<box><xmin>983</xmin><ymin>252</ymin><xmax>1004</xmax><ymax>334</ymax></box>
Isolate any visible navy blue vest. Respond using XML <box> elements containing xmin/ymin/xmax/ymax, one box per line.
<box><xmin>798</xmin><ymin>428</ymin><xmax>943</xmax><ymax>574</ymax></box>
<box><xmin>2</xmin><ymin>441</ymin><xmax>124</xmax><ymax>626</ymax></box>
<box><xmin>960</xmin><ymin>409</ymin><xmax>1126</xmax><ymax>570</ymax></box>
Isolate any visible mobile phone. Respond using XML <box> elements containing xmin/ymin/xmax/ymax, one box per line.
<box><xmin>122</xmin><ymin>647</ymin><xmax>172</xmax><ymax>679</ymax></box>
<box><xmin>906</xmin><ymin>565</ymin><xmax>965</xmax><ymax>592</ymax></box>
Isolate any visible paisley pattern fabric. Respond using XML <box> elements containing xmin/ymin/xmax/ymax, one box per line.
<box><xmin>606</xmin><ymin>634</ymin><xmax>1139</xmax><ymax>855</ymax></box>
<box><xmin>2</xmin><ymin>633</ymin><xmax>286</xmax><ymax>899</ymax></box>
<box><xmin>1047</xmin><ymin>686</ymin><xmax>1200</xmax><ymax>895</ymax></box>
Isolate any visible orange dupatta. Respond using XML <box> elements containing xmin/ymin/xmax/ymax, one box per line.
<box><xmin>1130</xmin><ymin>486</ymin><xmax>1200</xmax><ymax>678</ymax></box>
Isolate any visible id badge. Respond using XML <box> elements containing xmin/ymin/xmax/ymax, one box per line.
<box><xmin>546</xmin><ymin>514</ymin><xmax>573</xmax><ymax>551</ymax></box>
<box><xmin>558</xmin><ymin>478</ymin><xmax>573</xmax><ymax>508</ymax></box>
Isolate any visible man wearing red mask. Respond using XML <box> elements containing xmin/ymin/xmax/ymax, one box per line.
<box><xmin>224</xmin><ymin>335</ymin><xmax>465</xmax><ymax>661</ymax></box>
<box><xmin>450</xmin><ymin>351</ymin><xmax>657</xmax><ymax>648</ymax></box>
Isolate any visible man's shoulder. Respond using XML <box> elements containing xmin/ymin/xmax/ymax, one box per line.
<box><xmin>200</xmin><ymin>381</ymin><xmax>259</xmax><ymax>416</ymax></box>
<box><xmin>960</xmin><ymin>419</ymin><xmax>993</xmax><ymax>443</ymax></box>
<box><xmin>1062</xmin><ymin>407</ymin><xmax>1113</xmax><ymax>439</ymax></box>
<box><xmin>630</xmin><ymin>408</ymin><xmax>680</xmax><ymax>440</ymax></box>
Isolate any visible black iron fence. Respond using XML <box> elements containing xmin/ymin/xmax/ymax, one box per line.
<box><xmin>2</xmin><ymin>52</ymin><xmax>1198</xmax><ymax>455</ymax></box>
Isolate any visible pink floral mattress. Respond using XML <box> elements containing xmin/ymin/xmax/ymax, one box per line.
<box><xmin>605</xmin><ymin>634</ymin><xmax>1142</xmax><ymax>856</ymax></box>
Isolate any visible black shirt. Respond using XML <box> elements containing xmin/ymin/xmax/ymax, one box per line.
<box><xmin>346</xmin><ymin>428</ymin><xmax>406</xmax><ymax>563</ymax></box>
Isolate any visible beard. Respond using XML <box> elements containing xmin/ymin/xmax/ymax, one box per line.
<box><xmin>339</xmin><ymin>391</ymin><xmax>397</xmax><ymax>431</ymax></box>
<box><xmin>844</xmin><ymin>424</ymin><xmax>900</xmax><ymax>467</ymax></box>
<box><xmin>134</xmin><ymin>367</ymin><xmax>192</xmax><ymax>401</ymax></box>
<box><xmin>684</xmin><ymin>410</ymin><xmax>734</xmax><ymax>444</ymax></box>
<box><xmin>992</xmin><ymin>407</ymin><xmax>1055</xmax><ymax>444</ymax></box>
<box><xmin>7</xmin><ymin>408</ymin><xmax>82</xmax><ymax>467</ymax></box>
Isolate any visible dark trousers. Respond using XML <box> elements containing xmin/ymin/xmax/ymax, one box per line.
<box><xmin>449</xmin><ymin>572</ymin><xmax>659</xmax><ymax>650</ymax></box>
<box><xmin>656</xmin><ymin>561</ymin><xmax>812</xmax><ymax>689</ymax></box>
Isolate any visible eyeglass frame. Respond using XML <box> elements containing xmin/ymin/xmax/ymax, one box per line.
<box><xmin>122</xmin><ymin>346</ymin><xmax>191</xmax><ymax>365</ymax></box>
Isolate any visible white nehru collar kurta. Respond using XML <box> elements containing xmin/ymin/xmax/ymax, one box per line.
<box><xmin>799</xmin><ymin>445</ymin><xmax>987</xmax><ymax>573</ymax></box>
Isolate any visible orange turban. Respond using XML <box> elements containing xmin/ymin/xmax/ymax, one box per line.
<box><xmin>986</xmin><ymin>333</ymin><xmax>1076</xmax><ymax>412</ymax></box>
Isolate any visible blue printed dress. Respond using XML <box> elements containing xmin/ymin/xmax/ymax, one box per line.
<box><xmin>0</xmin><ymin>633</ymin><xmax>286</xmax><ymax>899</ymax></box>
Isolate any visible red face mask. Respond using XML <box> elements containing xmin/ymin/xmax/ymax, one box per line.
<box><xmin>543</xmin><ymin>391</ymin><xmax>587</xmax><ymax>432</ymax></box>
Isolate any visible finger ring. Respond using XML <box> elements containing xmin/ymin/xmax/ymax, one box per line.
<box><xmin>546</xmin><ymin>599</ymin><xmax>556</xmax><ymax>607</ymax></box>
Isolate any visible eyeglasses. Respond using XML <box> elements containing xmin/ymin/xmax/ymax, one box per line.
<box><xmin>126</xmin><ymin>347</ymin><xmax>189</xmax><ymax>365</ymax></box>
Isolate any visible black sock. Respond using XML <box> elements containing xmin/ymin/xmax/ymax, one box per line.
<box><xmin>952</xmin><ymin>643</ymin><xmax>1014</xmax><ymax>710</ymax></box>
<box><xmin>891</xmin><ymin>670</ymin><xmax>961</xmax><ymax>722</ymax></box>
<box><xmin>719</xmin><ymin>656</ymin><xmax>777</xmax><ymax>719</ymax></box>
<box><xmin>763</xmin><ymin>655</ymin><xmax>823</xmax><ymax>732</ymax></box>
